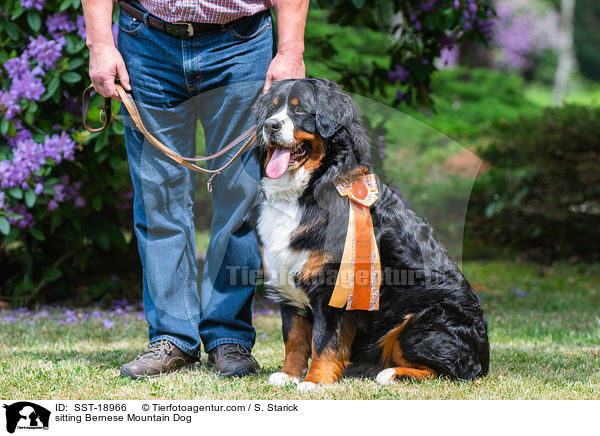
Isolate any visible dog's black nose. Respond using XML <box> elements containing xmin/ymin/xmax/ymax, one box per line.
<box><xmin>265</xmin><ymin>119</ymin><xmax>282</xmax><ymax>134</ymax></box>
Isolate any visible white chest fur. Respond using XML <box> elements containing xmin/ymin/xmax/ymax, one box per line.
<box><xmin>258</xmin><ymin>170</ymin><xmax>312</xmax><ymax>312</ymax></box>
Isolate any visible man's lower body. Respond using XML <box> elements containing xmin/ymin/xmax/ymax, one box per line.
<box><xmin>116</xmin><ymin>6</ymin><xmax>274</xmax><ymax>378</ymax></box>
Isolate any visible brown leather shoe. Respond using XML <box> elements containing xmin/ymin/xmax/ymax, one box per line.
<box><xmin>120</xmin><ymin>339</ymin><xmax>200</xmax><ymax>380</ymax></box>
<box><xmin>207</xmin><ymin>344</ymin><xmax>260</xmax><ymax>377</ymax></box>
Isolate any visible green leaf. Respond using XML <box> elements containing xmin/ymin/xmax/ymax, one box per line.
<box><xmin>109</xmin><ymin>152</ymin><xmax>121</xmax><ymax>170</ymax></box>
<box><xmin>29</xmin><ymin>227</ymin><xmax>45</xmax><ymax>241</ymax></box>
<box><xmin>27</xmin><ymin>10</ymin><xmax>41</xmax><ymax>33</ymax></box>
<box><xmin>24</xmin><ymin>189</ymin><xmax>36</xmax><ymax>208</ymax></box>
<box><xmin>92</xmin><ymin>196</ymin><xmax>102</xmax><ymax>211</ymax></box>
<box><xmin>5</xmin><ymin>23</ymin><xmax>18</xmax><ymax>40</ymax></box>
<box><xmin>92</xmin><ymin>231</ymin><xmax>110</xmax><ymax>250</ymax></box>
<box><xmin>42</xmin><ymin>74</ymin><xmax>61</xmax><ymax>101</ymax></box>
<box><xmin>8</xmin><ymin>187</ymin><xmax>23</xmax><ymax>200</ymax></box>
<box><xmin>59</xmin><ymin>0</ymin><xmax>72</xmax><ymax>11</ymax></box>
<box><xmin>11</xmin><ymin>6</ymin><xmax>25</xmax><ymax>20</ymax></box>
<box><xmin>0</xmin><ymin>118</ymin><xmax>9</xmax><ymax>136</ymax></box>
<box><xmin>42</xmin><ymin>266</ymin><xmax>63</xmax><ymax>282</ymax></box>
<box><xmin>4</xmin><ymin>227</ymin><xmax>19</xmax><ymax>244</ymax></box>
<box><xmin>67</xmin><ymin>57</ymin><xmax>85</xmax><ymax>70</ymax></box>
<box><xmin>0</xmin><ymin>216</ymin><xmax>10</xmax><ymax>236</ymax></box>
<box><xmin>351</xmin><ymin>0</ymin><xmax>365</xmax><ymax>8</ymax></box>
<box><xmin>61</xmin><ymin>72</ymin><xmax>82</xmax><ymax>84</ymax></box>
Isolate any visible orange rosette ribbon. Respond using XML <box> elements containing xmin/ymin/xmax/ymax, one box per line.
<box><xmin>329</xmin><ymin>168</ymin><xmax>381</xmax><ymax>311</ymax></box>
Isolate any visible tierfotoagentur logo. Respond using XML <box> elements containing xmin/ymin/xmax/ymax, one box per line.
<box><xmin>2</xmin><ymin>402</ymin><xmax>50</xmax><ymax>434</ymax></box>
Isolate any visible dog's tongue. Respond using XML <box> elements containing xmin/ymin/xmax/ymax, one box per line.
<box><xmin>266</xmin><ymin>148</ymin><xmax>291</xmax><ymax>179</ymax></box>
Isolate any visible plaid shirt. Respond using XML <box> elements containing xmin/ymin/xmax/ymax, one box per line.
<box><xmin>137</xmin><ymin>0</ymin><xmax>272</xmax><ymax>24</ymax></box>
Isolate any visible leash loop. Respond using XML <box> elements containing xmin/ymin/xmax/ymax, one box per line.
<box><xmin>81</xmin><ymin>83</ymin><xmax>257</xmax><ymax>183</ymax></box>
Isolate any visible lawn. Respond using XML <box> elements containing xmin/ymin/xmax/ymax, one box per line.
<box><xmin>1</xmin><ymin>260</ymin><xmax>599</xmax><ymax>400</ymax></box>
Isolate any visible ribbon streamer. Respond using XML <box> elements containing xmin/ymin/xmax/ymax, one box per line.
<box><xmin>329</xmin><ymin>170</ymin><xmax>381</xmax><ymax>311</ymax></box>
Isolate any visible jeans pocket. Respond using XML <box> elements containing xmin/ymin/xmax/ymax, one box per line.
<box><xmin>228</xmin><ymin>12</ymin><xmax>271</xmax><ymax>41</ymax></box>
<box><xmin>118</xmin><ymin>10</ymin><xmax>146</xmax><ymax>35</ymax></box>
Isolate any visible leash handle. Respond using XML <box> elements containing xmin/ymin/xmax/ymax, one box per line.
<box><xmin>82</xmin><ymin>85</ymin><xmax>112</xmax><ymax>132</ymax></box>
<box><xmin>81</xmin><ymin>84</ymin><xmax>257</xmax><ymax>190</ymax></box>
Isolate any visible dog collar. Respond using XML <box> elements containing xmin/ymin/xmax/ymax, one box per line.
<box><xmin>330</xmin><ymin>167</ymin><xmax>381</xmax><ymax>311</ymax></box>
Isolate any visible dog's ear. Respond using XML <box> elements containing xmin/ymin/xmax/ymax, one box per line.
<box><xmin>312</xmin><ymin>79</ymin><xmax>355</xmax><ymax>139</ymax></box>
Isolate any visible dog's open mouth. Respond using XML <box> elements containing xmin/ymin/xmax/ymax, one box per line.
<box><xmin>265</xmin><ymin>140</ymin><xmax>311</xmax><ymax>179</ymax></box>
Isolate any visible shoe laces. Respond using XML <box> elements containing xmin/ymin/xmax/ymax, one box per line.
<box><xmin>137</xmin><ymin>340</ymin><xmax>173</xmax><ymax>360</ymax></box>
<box><xmin>221</xmin><ymin>344</ymin><xmax>251</xmax><ymax>358</ymax></box>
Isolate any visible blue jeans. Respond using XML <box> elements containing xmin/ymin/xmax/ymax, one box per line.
<box><xmin>117</xmin><ymin>7</ymin><xmax>274</xmax><ymax>356</ymax></box>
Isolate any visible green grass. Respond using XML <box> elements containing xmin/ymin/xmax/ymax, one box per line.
<box><xmin>1</xmin><ymin>261</ymin><xmax>599</xmax><ymax>400</ymax></box>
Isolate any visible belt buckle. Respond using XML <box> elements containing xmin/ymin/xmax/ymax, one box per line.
<box><xmin>173</xmin><ymin>21</ymin><xmax>194</xmax><ymax>37</ymax></box>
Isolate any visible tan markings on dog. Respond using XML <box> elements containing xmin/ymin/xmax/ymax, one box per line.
<box><xmin>290</xmin><ymin>218</ymin><xmax>327</xmax><ymax>241</ymax></box>
<box><xmin>273</xmin><ymin>97</ymin><xmax>279</xmax><ymax>106</ymax></box>
<box><xmin>281</xmin><ymin>314</ymin><xmax>313</xmax><ymax>379</ymax></box>
<box><xmin>378</xmin><ymin>315</ymin><xmax>413</xmax><ymax>367</ymax></box>
<box><xmin>388</xmin><ymin>365</ymin><xmax>437</xmax><ymax>381</ymax></box>
<box><xmin>303</xmin><ymin>322</ymin><xmax>356</xmax><ymax>384</ymax></box>
<box><xmin>299</xmin><ymin>250</ymin><xmax>332</xmax><ymax>281</ymax></box>
<box><xmin>293</xmin><ymin>130</ymin><xmax>325</xmax><ymax>173</ymax></box>
<box><xmin>290</xmin><ymin>97</ymin><xmax>299</xmax><ymax>106</ymax></box>
<box><xmin>378</xmin><ymin>315</ymin><xmax>437</xmax><ymax>380</ymax></box>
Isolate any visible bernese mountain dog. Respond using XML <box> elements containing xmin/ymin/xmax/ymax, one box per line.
<box><xmin>252</xmin><ymin>78</ymin><xmax>489</xmax><ymax>391</ymax></box>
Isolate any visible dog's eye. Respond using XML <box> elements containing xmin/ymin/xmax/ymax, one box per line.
<box><xmin>294</xmin><ymin>106</ymin><xmax>306</xmax><ymax>114</ymax></box>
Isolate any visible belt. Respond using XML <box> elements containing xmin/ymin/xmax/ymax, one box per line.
<box><xmin>119</xmin><ymin>0</ymin><xmax>230</xmax><ymax>38</ymax></box>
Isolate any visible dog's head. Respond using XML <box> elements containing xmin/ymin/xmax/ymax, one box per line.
<box><xmin>255</xmin><ymin>78</ymin><xmax>368</xmax><ymax>181</ymax></box>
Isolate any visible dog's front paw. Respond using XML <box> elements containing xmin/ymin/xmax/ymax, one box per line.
<box><xmin>376</xmin><ymin>368</ymin><xmax>397</xmax><ymax>385</ymax></box>
<box><xmin>268</xmin><ymin>372</ymin><xmax>299</xmax><ymax>386</ymax></box>
<box><xmin>297</xmin><ymin>381</ymin><xmax>318</xmax><ymax>392</ymax></box>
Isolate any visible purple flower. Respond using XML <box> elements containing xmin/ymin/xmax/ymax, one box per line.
<box><xmin>4</xmin><ymin>55</ymin><xmax>31</xmax><ymax>80</ymax></box>
<box><xmin>34</xmin><ymin>183</ymin><xmax>44</xmax><ymax>195</ymax></box>
<box><xmin>103</xmin><ymin>318</ymin><xmax>115</xmax><ymax>329</ymax></box>
<box><xmin>388</xmin><ymin>64</ymin><xmax>410</xmax><ymax>84</ymax></box>
<box><xmin>43</xmin><ymin>132</ymin><xmax>76</xmax><ymax>163</ymax></box>
<box><xmin>46</xmin><ymin>13</ymin><xmax>76</xmax><ymax>38</ymax></box>
<box><xmin>63</xmin><ymin>92</ymin><xmax>79</xmax><ymax>115</ymax></box>
<box><xmin>34</xmin><ymin>310</ymin><xmax>49</xmax><ymax>319</ymax></box>
<box><xmin>513</xmin><ymin>287</ymin><xmax>527</xmax><ymax>298</ymax></box>
<box><xmin>453</xmin><ymin>0</ymin><xmax>460</xmax><ymax>10</ymax></box>
<box><xmin>0</xmin><ymin>90</ymin><xmax>22</xmax><ymax>120</ymax></box>
<box><xmin>11</xmin><ymin>71</ymin><xmax>45</xmax><ymax>101</ymax></box>
<box><xmin>92</xmin><ymin>310</ymin><xmax>103</xmax><ymax>319</ymax></box>
<box><xmin>112</xmin><ymin>23</ymin><xmax>119</xmax><ymax>48</ymax></box>
<box><xmin>20</xmin><ymin>0</ymin><xmax>45</xmax><ymax>10</ymax></box>
<box><xmin>3</xmin><ymin>315</ymin><xmax>17</xmax><ymax>323</ymax></box>
<box><xmin>136</xmin><ymin>311</ymin><xmax>145</xmax><ymax>321</ymax></box>
<box><xmin>74</xmin><ymin>197</ymin><xmax>85</xmax><ymax>208</ymax></box>
<box><xmin>422</xmin><ymin>0</ymin><xmax>436</xmax><ymax>12</ymax></box>
<box><xmin>6</xmin><ymin>204</ymin><xmax>35</xmax><ymax>228</ymax></box>
<box><xmin>415</xmin><ymin>21</ymin><xmax>422</xmax><ymax>31</ymax></box>
<box><xmin>77</xmin><ymin>15</ymin><xmax>87</xmax><ymax>40</ymax></box>
<box><xmin>27</xmin><ymin>35</ymin><xmax>65</xmax><ymax>70</ymax></box>
<box><xmin>47</xmin><ymin>200</ymin><xmax>58</xmax><ymax>211</ymax></box>
<box><xmin>0</xmin><ymin>192</ymin><xmax>5</xmax><ymax>210</ymax></box>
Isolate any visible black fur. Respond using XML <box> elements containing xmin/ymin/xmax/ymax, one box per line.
<box><xmin>254</xmin><ymin>78</ymin><xmax>489</xmax><ymax>381</ymax></box>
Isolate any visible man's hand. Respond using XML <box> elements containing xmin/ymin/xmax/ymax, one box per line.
<box><xmin>263</xmin><ymin>51</ymin><xmax>305</xmax><ymax>94</ymax></box>
<box><xmin>89</xmin><ymin>44</ymin><xmax>131</xmax><ymax>100</ymax></box>
<box><xmin>82</xmin><ymin>0</ymin><xmax>130</xmax><ymax>100</ymax></box>
<box><xmin>263</xmin><ymin>0</ymin><xmax>309</xmax><ymax>94</ymax></box>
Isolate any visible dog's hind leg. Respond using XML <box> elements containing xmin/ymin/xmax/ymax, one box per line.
<box><xmin>375</xmin><ymin>365</ymin><xmax>436</xmax><ymax>385</ymax></box>
<box><xmin>375</xmin><ymin>316</ymin><xmax>437</xmax><ymax>384</ymax></box>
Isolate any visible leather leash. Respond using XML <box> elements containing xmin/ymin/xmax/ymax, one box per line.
<box><xmin>82</xmin><ymin>83</ymin><xmax>257</xmax><ymax>192</ymax></box>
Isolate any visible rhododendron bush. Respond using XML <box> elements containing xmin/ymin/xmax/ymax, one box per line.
<box><xmin>0</xmin><ymin>0</ymin><xmax>129</xmax><ymax>303</ymax></box>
